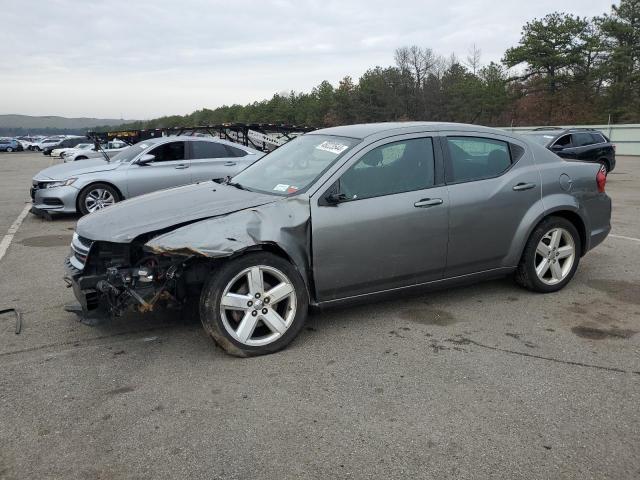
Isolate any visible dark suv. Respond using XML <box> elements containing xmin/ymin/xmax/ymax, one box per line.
<box><xmin>524</xmin><ymin>128</ymin><xmax>616</xmax><ymax>172</ymax></box>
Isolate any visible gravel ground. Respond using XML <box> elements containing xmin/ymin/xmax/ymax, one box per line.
<box><xmin>0</xmin><ymin>151</ymin><xmax>638</xmax><ymax>480</ymax></box>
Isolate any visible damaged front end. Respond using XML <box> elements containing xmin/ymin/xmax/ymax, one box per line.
<box><xmin>64</xmin><ymin>232</ymin><xmax>204</xmax><ymax>322</ymax></box>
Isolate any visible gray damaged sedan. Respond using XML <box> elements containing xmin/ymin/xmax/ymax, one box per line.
<box><xmin>65</xmin><ymin>122</ymin><xmax>611</xmax><ymax>357</ymax></box>
<box><xmin>31</xmin><ymin>136</ymin><xmax>263</xmax><ymax>215</ymax></box>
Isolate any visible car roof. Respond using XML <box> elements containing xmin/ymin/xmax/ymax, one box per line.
<box><xmin>136</xmin><ymin>135</ymin><xmax>259</xmax><ymax>153</ymax></box>
<box><xmin>309</xmin><ymin>122</ymin><xmax>507</xmax><ymax>140</ymax></box>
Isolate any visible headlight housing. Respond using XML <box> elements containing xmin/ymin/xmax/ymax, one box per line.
<box><xmin>44</xmin><ymin>178</ymin><xmax>77</xmax><ymax>188</ymax></box>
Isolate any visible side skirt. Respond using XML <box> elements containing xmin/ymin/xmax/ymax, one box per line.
<box><xmin>312</xmin><ymin>267</ymin><xmax>516</xmax><ymax>310</ymax></box>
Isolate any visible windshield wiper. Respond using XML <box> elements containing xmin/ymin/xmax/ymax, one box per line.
<box><xmin>227</xmin><ymin>181</ymin><xmax>246</xmax><ymax>190</ymax></box>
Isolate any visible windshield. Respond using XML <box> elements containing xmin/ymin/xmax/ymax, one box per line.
<box><xmin>110</xmin><ymin>143</ymin><xmax>147</xmax><ymax>163</ymax></box>
<box><xmin>525</xmin><ymin>133</ymin><xmax>556</xmax><ymax>146</ymax></box>
<box><xmin>231</xmin><ymin>134</ymin><xmax>360</xmax><ymax>196</ymax></box>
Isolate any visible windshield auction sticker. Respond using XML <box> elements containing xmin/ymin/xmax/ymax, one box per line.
<box><xmin>316</xmin><ymin>141</ymin><xmax>349</xmax><ymax>155</ymax></box>
<box><xmin>273</xmin><ymin>184</ymin><xmax>290</xmax><ymax>192</ymax></box>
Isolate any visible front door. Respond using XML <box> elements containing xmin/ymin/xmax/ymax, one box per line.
<box><xmin>311</xmin><ymin>135</ymin><xmax>449</xmax><ymax>302</ymax></box>
<box><xmin>125</xmin><ymin>141</ymin><xmax>191</xmax><ymax>197</ymax></box>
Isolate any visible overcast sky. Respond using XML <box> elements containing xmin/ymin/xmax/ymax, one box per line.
<box><xmin>1</xmin><ymin>0</ymin><xmax>613</xmax><ymax>119</ymax></box>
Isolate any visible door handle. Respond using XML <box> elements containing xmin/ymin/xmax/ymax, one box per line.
<box><xmin>513</xmin><ymin>182</ymin><xmax>536</xmax><ymax>191</ymax></box>
<box><xmin>414</xmin><ymin>198</ymin><xmax>443</xmax><ymax>208</ymax></box>
<box><xmin>174</xmin><ymin>164</ymin><xmax>189</xmax><ymax>169</ymax></box>
<box><xmin>224</xmin><ymin>161</ymin><xmax>237</xmax><ymax>166</ymax></box>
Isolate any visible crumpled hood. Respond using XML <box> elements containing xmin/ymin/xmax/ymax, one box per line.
<box><xmin>76</xmin><ymin>181</ymin><xmax>278</xmax><ymax>243</ymax></box>
<box><xmin>34</xmin><ymin>158</ymin><xmax>119</xmax><ymax>180</ymax></box>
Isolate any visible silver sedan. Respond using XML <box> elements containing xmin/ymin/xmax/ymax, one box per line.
<box><xmin>31</xmin><ymin>136</ymin><xmax>263</xmax><ymax>215</ymax></box>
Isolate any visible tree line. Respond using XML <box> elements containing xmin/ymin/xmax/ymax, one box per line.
<box><xmin>108</xmin><ymin>0</ymin><xmax>640</xmax><ymax>131</ymax></box>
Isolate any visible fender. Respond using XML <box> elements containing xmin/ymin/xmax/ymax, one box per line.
<box><xmin>505</xmin><ymin>193</ymin><xmax>590</xmax><ymax>267</ymax></box>
<box><xmin>144</xmin><ymin>197</ymin><xmax>313</xmax><ymax>295</ymax></box>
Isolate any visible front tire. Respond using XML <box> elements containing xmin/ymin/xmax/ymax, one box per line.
<box><xmin>515</xmin><ymin>216</ymin><xmax>581</xmax><ymax>293</ymax></box>
<box><xmin>77</xmin><ymin>183</ymin><xmax>120</xmax><ymax>215</ymax></box>
<box><xmin>200</xmin><ymin>252</ymin><xmax>308</xmax><ymax>357</ymax></box>
<box><xmin>6</xmin><ymin>147</ymin><xmax>13</xmax><ymax>152</ymax></box>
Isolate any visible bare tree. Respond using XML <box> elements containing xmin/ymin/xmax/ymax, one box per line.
<box><xmin>465</xmin><ymin>44</ymin><xmax>482</xmax><ymax>75</ymax></box>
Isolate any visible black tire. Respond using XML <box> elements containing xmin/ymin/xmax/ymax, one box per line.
<box><xmin>6</xmin><ymin>147</ymin><xmax>12</xmax><ymax>152</ymax></box>
<box><xmin>77</xmin><ymin>182</ymin><xmax>121</xmax><ymax>215</ymax></box>
<box><xmin>515</xmin><ymin>216</ymin><xmax>581</xmax><ymax>293</ymax></box>
<box><xmin>200</xmin><ymin>252</ymin><xmax>308</xmax><ymax>357</ymax></box>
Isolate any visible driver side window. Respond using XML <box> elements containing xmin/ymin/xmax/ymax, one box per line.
<box><xmin>339</xmin><ymin>138</ymin><xmax>435</xmax><ymax>201</ymax></box>
<box><xmin>147</xmin><ymin>142</ymin><xmax>185</xmax><ymax>162</ymax></box>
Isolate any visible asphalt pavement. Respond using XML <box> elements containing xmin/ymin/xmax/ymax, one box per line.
<box><xmin>0</xmin><ymin>151</ymin><xmax>639</xmax><ymax>479</ymax></box>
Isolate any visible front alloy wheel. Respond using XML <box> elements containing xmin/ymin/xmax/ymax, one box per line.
<box><xmin>78</xmin><ymin>183</ymin><xmax>120</xmax><ymax>215</ymax></box>
<box><xmin>200</xmin><ymin>252</ymin><xmax>308</xmax><ymax>356</ymax></box>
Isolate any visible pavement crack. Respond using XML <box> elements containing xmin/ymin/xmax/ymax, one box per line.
<box><xmin>446</xmin><ymin>337</ymin><xmax>637</xmax><ymax>375</ymax></box>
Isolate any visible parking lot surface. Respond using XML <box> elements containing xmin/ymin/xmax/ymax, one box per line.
<box><xmin>0</xmin><ymin>152</ymin><xmax>639</xmax><ymax>479</ymax></box>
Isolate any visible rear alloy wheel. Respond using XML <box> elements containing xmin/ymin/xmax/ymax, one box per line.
<box><xmin>78</xmin><ymin>183</ymin><xmax>120</xmax><ymax>215</ymax></box>
<box><xmin>6</xmin><ymin>147</ymin><xmax>13</xmax><ymax>152</ymax></box>
<box><xmin>515</xmin><ymin>217</ymin><xmax>580</xmax><ymax>293</ymax></box>
<box><xmin>200</xmin><ymin>252</ymin><xmax>308</xmax><ymax>357</ymax></box>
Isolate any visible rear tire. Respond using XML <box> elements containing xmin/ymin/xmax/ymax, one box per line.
<box><xmin>200</xmin><ymin>252</ymin><xmax>308</xmax><ymax>357</ymax></box>
<box><xmin>515</xmin><ymin>216</ymin><xmax>581</xmax><ymax>293</ymax></box>
<box><xmin>6</xmin><ymin>147</ymin><xmax>12</xmax><ymax>152</ymax></box>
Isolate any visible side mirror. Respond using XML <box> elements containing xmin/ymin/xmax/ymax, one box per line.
<box><xmin>325</xmin><ymin>192</ymin><xmax>347</xmax><ymax>204</ymax></box>
<box><xmin>137</xmin><ymin>153</ymin><xmax>155</xmax><ymax>165</ymax></box>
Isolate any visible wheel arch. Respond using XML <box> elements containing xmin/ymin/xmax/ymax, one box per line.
<box><xmin>76</xmin><ymin>181</ymin><xmax>125</xmax><ymax>212</ymax></box>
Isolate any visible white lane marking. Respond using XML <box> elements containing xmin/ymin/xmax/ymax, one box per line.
<box><xmin>0</xmin><ymin>203</ymin><xmax>32</xmax><ymax>263</ymax></box>
<box><xmin>610</xmin><ymin>234</ymin><xmax>640</xmax><ymax>243</ymax></box>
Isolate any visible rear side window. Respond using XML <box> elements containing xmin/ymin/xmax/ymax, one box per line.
<box><xmin>191</xmin><ymin>141</ymin><xmax>231</xmax><ymax>159</ymax></box>
<box><xmin>446</xmin><ymin>137</ymin><xmax>512</xmax><ymax>183</ymax></box>
<box><xmin>225</xmin><ymin>145</ymin><xmax>248</xmax><ymax>157</ymax></box>
<box><xmin>340</xmin><ymin>137</ymin><xmax>435</xmax><ymax>201</ymax></box>
<box><xmin>571</xmin><ymin>133</ymin><xmax>595</xmax><ymax>147</ymax></box>
<box><xmin>148</xmin><ymin>141</ymin><xmax>186</xmax><ymax>162</ymax></box>
<box><xmin>590</xmin><ymin>133</ymin><xmax>606</xmax><ymax>144</ymax></box>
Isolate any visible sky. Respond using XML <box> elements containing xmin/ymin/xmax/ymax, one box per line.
<box><xmin>1</xmin><ymin>0</ymin><xmax>614</xmax><ymax>120</ymax></box>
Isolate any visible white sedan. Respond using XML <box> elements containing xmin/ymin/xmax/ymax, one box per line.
<box><xmin>64</xmin><ymin>140</ymin><xmax>129</xmax><ymax>162</ymax></box>
<box><xmin>53</xmin><ymin>143</ymin><xmax>93</xmax><ymax>158</ymax></box>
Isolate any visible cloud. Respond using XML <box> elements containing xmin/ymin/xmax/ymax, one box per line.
<box><xmin>0</xmin><ymin>0</ymin><xmax>612</xmax><ymax>118</ymax></box>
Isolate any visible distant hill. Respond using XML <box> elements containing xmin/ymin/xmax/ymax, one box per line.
<box><xmin>0</xmin><ymin>114</ymin><xmax>136</xmax><ymax>136</ymax></box>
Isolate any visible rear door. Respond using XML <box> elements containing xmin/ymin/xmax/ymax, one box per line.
<box><xmin>443</xmin><ymin>133</ymin><xmax>542</xmax><ymax>277</ymax></box>
<box><xmin>187</xmin><ymin>141</ymin><xmax>254</xmax><ymax>182</ymax></box>
<box><xmin>125</xmin><ymin>141</ymin><xmax>191</xmax><ymax>197</ymax></box>
<box><xmin>570</xmin><ymin>132</ymin><xmax>598</xmax><ymax>162</ymax></box>
<box><xmin>311</xmin><ymin>134</ymin><xmax>449</xmax><ymax>301</ymax></box>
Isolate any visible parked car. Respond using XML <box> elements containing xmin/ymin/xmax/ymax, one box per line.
<box><xmin>64</xmin><ymin>140</ymin><xmax>129</xmax><ymax>162</ymax></box>
<box><xmin>55</xmin><ymin>143</ymin><xmax>93</xmax><ymax>159</ymax></box>
<box><xmin>31</xmin><ymin>137</ymin><xmax>64</xmax><ymax>151</ymax></box>
<box><xmin>45</xmin><ymin>136</ymin><xmax>87</xmax><ymax>156</ymax></box>
<box><xmin>31</xmin><ymin>136</ymin><xmax>263</xmax><ymax>215</ymax></box>
<box><xmin>0</xmin><ymin>138</ymin><xmax>23</xmax><ymax>152</ymax></box>
<box><xmin>63</xmin><ymin>122</ymin><xmax>611</xmax><ymax>357</ymax></box>
<box><xmin>525</xmin><ymin>127</ymin><xmax>616</xmax><ymax>172</ymax></box>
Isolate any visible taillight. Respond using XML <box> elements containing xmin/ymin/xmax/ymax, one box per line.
<box><xmin>612</xmin><ymin>144</ymin><xmax>616</xmax><ymax>152</ymax></box>
<box><xmin>596</xmin><ymin>166</ymin><xmax>607</xmax><ymax>193</ymax></box>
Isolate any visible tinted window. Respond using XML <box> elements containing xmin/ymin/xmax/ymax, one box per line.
<box><xmin>226</xmin><ymin>145</ymin><xmax>248</xmax><ymax>157</ymax></box>
<box><xmin>191</xmin><ymin>141</ymin><xmax>230</xmax><ymax>159</ymax></box>
<box><xmin>590</xmin><ymin>133</ymin><xmax>606</xmax><ymax>144</ymax></box>
<box><xmin>340</xmin><ymin>138</ymin><xmax>435</xmax><ymax>201</ymax></box>
<box><xmin>446</xmin><ymin>137</ymin><xmax>511</xmax><ymax>183</ymax></box>
<box><xmin>572</xmin><ymin>133</ymin><xmax>595</xmax><ymax>147</ymax></box>
<box><xmin>555</xmin><ymin>135</ymin><xmax>572</xmax><ymax>147</ymax></box>
<box><xmin>148</xmin><ymin>142</ymin><xmax>185</xmax><ymax>162</ymax></box>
